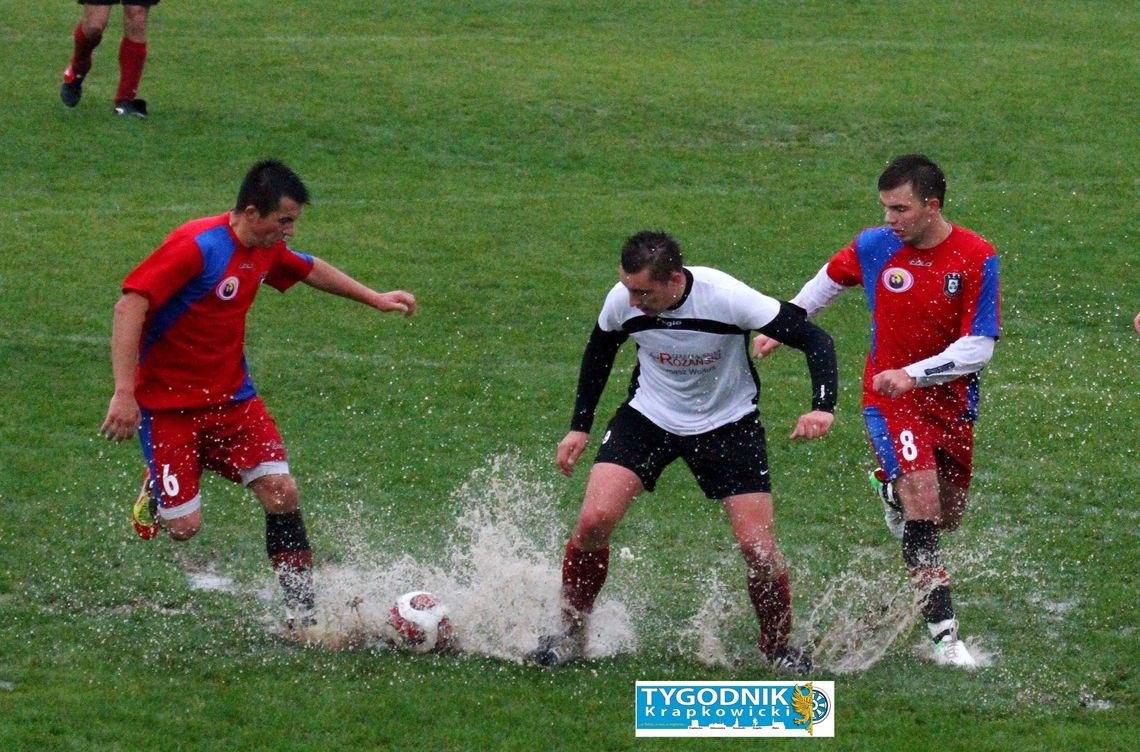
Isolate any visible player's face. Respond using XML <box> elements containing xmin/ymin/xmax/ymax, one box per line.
<box><xmin>246</xmin><ymin>197</ymin><xmax>304</xmax><ymax>248</ymax></box>
<box><xmin>619</xmin><ymin>266</ymin><xmax>684</xmax><ymax>316</ymax></box>
<box><xmin>880</xmin><ymin>183</ymin><xmax>940</xmax><ymax>248</ymax></box>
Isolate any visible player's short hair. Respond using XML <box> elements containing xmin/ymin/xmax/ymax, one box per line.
<box><xmin>878</xmin><ymin>154</ymin><xmax>946</xmax><ymax>205</ymax></box>
<box><xmin>621</xmin><ymin>231</ymin><xmax>683</xmax><ymax>282</ymax></box>
<box><xmin>235</xmin><ymin>160</ymin><xmax>311</xmax><ymax>216</ymax></box>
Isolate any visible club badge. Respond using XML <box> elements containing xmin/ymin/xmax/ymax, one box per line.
<box><xmin>881</xmin><ymin>267</ymin><xmax>914</xmax><ymax>293</ymax></box>
<box><xmin>216</xmin><ymin>276</ymin><xmax>240</xmax><ymax>301</ymax></box>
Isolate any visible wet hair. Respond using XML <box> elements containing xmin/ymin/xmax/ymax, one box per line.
<box><xmin>620</xmin><ymin>230</ymin><xmax>683</xmax><ymax>282</ymax></box>
<box><xmin>235</xmin><ymin>159</ymin><xmax>310</xmax><ymax>216</ymax></box>
<box><xmin>878</xmin><ymin>154</ymin><xmax>946</xmax><ymax>205</ymax></box>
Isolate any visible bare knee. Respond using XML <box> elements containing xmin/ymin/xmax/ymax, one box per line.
<box><xmin>165</xmin><ymin>511</ymin><xmax>202</xmax><ymax>541</ymax></box>
<box><xmin>81</xmin><ymin>7</ymin><xmax>112</xmax><ymax>36</ymax></box>
<box><xmin>740</xmin><ymin>538</ymin><xmax>785</xmax><ymax>578</ymax></box>
<box><xmin>251</xmin><ymin>474</ymin><xmax>300</xmax><ymax>515</ymax></box>
<box><xmin>122</xmin><ymin>7</ymin><xmax>149</xmax><ymax>42</ymax></box>
<box><xmin>572</xmin><ymin>509</ymin><xmax>617</xmax><ymax>550</ymax></box>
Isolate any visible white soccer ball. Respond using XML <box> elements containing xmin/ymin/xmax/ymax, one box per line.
<box><xmin>384</xmin><ymin>591</ymin><xmax>454</xmax><ymax>653</ymax></box>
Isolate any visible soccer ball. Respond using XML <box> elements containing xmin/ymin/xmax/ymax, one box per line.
<box><xmin>384</xmin><ymin>591</ymin><xmax>454</xmax><ymax>653</ymax></box>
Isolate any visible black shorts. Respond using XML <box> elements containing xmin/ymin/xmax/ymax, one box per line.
<box><xmin>594</xmin><ymin>403</ymin><xmax>772</xmax><ymax>499</ymax></box>
<box><xmin>79</xmin><ymin>1</ymin><xmax>160</xmax><ymax>7</ymax></box>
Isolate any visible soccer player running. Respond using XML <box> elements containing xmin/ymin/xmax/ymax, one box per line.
<box><xmin>528</xmin><ymin>231</ymin><xmax>838</xmax><ymax>674</ymax></box>
<box><xmin>753</xmin><ymin>154</ymin><xmax>1001</xmax><ymax>668</ymax></box>
<box><xmin>99</xmin><ymin>160</ymin><xmax>416</xmax><ymax>631</ymax></box>
<box><xmin>60</xmin><ymin>1</ymin><xmax>158</xmax><ymax>117</ymax></box>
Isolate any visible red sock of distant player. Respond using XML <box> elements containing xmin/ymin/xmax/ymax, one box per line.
<box><xmin>561</xmin><ymin>542</ymin><xmax>609</xmax><ymax>617</ymax></box>
<box><xmin>115</xmin><ymin>37</ymin><xmax>147</xmax><ymax>103</ymax></box>
<box><xmin>748</xmin><ymin>568</ymin><xmax>792</xmax><ymax>658</ymax></box>
<box><xmin>66</xmin><ymin>23</ymin><xmax>103</xmax><ymax>81</ymax></box>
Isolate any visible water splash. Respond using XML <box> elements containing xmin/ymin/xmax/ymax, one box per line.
<box><xmin>254</xmin><ymin>453</ymin><xmax>636</xmax><ymax>660</ymax></box>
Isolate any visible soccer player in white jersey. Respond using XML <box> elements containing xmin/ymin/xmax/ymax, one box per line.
<box><xmin>527</xmin><ymin>231</ymin><xmax>838</xmax><ymax>674</ymax></box>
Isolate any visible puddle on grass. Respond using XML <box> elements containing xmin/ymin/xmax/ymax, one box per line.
<box><xmin>247</xmin><ymin>453</ymin><xmax>637</xmax><ymax>661</ymax></box>
<box><xmin>164</xmin><ymin>453</ymin><xmax>1099</xmax><ymax>698</ymax></box>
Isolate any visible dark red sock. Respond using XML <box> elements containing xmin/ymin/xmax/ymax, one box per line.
<box><xmin>266</xmin><ymin>511</ymin><xmax>314</xmax><ymax>612</ymax></box>
<box><xmin>748</xmin><ymin>570</ymin><xmax>792</xmax><ymax>658</ymax></box>
<box><xmin>561</xmin><ymin>542</ymin><xmax>609</xmax><ymax>615</ymax></box>
<box><xmin>115</xmin><ymin>37</ymin><xmax>148</xmax><ymax>103</ymax></box>
<box><xmin>68</xmin><ymin>23</ymin><xmax>103</xmax><ymax>80</ymax></box>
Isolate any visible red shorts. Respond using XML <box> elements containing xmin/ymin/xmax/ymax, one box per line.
<box><xmin>138</xmin><ymin>397</ymin><xmax>288</xmax><ymax>520</ymax></box>
<box><xmin>862</xmin><ymin>404</ymin><xmax>973</xmax><ymax>488</ymax></box>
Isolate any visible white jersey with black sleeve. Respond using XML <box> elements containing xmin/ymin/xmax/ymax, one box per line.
<box><xmin>597</xmin><ymin>266</ymin><xmax>780</xmax><ymax>435</ymax></box>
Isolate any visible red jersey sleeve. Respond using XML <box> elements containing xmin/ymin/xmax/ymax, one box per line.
<box><xmin>825</xmin><ymin>242</ymin><xmax>863</xmax><ymax>287</ymax></box>
<box><xmin>264</xmin><ymin>246</ymin><xmax>315</xmax><ymax>292</ymax></box>
<box><xmin>122</xmin><ymin>228</ymin><xmax>206</xmax><ymax>308</ymax></box>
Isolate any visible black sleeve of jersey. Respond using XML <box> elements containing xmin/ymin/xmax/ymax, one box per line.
<box><xmin>756</xmin><ymin>301</ymin><xmax>838</xmax><ymax>413</ymax></box>
<box><xmin>570</xmin><ymin>324</ymin><xmax>629</xmax><ymax>433</ymax></box>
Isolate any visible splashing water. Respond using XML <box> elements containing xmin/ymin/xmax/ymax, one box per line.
<box><xmin>251</xmin><ymin>453</ymin><xmax>636</xmax><ymax>660</ymax></box>
<box><xmin>183</xmin><ymin>454</ymin><xmax>1016</xmax><ymax>674</ymax></box>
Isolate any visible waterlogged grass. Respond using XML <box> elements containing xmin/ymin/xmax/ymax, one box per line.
<box><xmin>1</xmin><ymin>1</ymin><xmax>1138</xmax><ymax>750</ymax></box>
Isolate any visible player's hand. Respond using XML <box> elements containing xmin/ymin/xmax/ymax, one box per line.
<box><xmin>790</xmin><ymin>410</ymin><xmax>834</xmax><ymax>440</ymax></box>
<box><xmin>872</xmin><ymin>369</ymin><xmax>918</xmax><ymax>398</ymax></box>
<box><xmin>100</xmin><ymin>392</ymin><xmax>141</xmax><ymax>442</ymax></box>
<box><xmin>556</xmin><ymin>431</ymin><xmax>590</xmax><ymax>477</ymax></box>
<box><xmin>752</xmin><ymin>334</ymin><xmax>782</xmax><ymax>358</ymax></box>
<box><xmin>377</xmin><ymin>290</ymin><xmax>416</xmax><ymax>317</ymax></box>
<box><xmin>1134</xmin><ymin>311</ymin><xmax>1140</xmax><ymax>335</ymax></box>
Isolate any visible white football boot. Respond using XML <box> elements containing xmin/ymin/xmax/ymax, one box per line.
<box><xmin>869</xmin><ymin>468</ymin><xmax>905</xmax><ymax>540</ymax></box>
<box><xmin>931</xmin><ymin>621</ymin><xmax>977</xmax><ymax>668</ymax></box>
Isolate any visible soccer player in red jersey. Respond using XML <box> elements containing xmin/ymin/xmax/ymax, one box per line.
<box><xmin>754</xmin><ymin>155</ymin><xmax>1001</xmax><ymax>668</ymax></box>
<box><xmin>100</xmin><ymin>160</ymin><xmax>416</xmax><ymax>631</ymax></box>
<box><xmin>60</xmin><ymin>1</ymin><xmax>159</xmax><ymax>117</ymax></box>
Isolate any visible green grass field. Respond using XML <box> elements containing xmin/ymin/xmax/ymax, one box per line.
<box><xmin>1</xmin><ymin>1</ymin><xmax>1137</xmax><ymax>749</ymax></box>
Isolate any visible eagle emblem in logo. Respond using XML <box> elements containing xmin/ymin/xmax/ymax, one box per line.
<box><xmin>944</xmin><ymin>273</ymin><xmax>962</xmax><ymax>296</ymax></box>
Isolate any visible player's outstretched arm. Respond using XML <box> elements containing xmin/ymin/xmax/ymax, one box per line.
<box><xmin>303</xmin><ymin>257</ymin><xmax>416</xmax><ymax>317</ymax></box>
<box><xmin>100</xmin><ymin>292</ymin><xmax>149</xmax><ymax>442</ymax></box>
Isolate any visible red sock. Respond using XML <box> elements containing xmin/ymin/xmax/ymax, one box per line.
<box><xmin>748</xmin><ymin>570</ymin><xmax>792</xmax><ymax>658</ymax></box>
<box><xmin>561</xmin><ymin>542</ymin><xmax>609</xmax><ymax>615</ymax></box>
<box><xmin>68</xmin><ymin>23</ymin><xmax>103</xmax><ymax>80</ymax></box>
<box><xmin>115</xmin><ymin>37</ymin><xmax>148</xmax><ymax>103</ymax></box>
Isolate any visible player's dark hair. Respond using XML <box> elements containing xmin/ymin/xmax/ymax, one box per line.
<box><xmin>235</xmin><ymin>160</ymin><xmax>311</xmax><ymax>216</ymax></box>
<box><xmin>620</xmin><ymin>231</ymin><xmax>683</xmax><ymax>282</ymax></box>
<box><xmin>878</xmin><ymin>154</ymin><xmax>946</xmax><ymax>205</ymax></box>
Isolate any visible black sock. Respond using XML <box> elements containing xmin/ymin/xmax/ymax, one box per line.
<box><xmin>266</xmin><ymin>511</ymin><xmax>314</xmax><ymax>612</ymax></box>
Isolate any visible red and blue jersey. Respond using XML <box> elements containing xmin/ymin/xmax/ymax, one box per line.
<box><xmin>826</xmin><ymin>224</ymin><xmax>1000</xmax><ymax>420</ymax></box>
<box><xmin>123</xmin><ymin>213</ymin><xmax>314</xmax><ymax>411</ymax></box>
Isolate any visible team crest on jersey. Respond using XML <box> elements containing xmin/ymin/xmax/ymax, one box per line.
<box><xmin>944</xmin><ymin>273</ymin><xmax>962</xmax><ymax>296</ymax></box>
<box><xmin>216</xmin><ymin>276</ymin><xmax>241</xmax><ymax>300</ymax></box>
<box><xmin>881</xmin><ymin>267</ymin><xmax>914</xmax><ymax>293</ymax></box>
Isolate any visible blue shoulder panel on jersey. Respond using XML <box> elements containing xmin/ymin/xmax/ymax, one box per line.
<box><xmin>855</xmin><ymin>227</ymin><xmax>902</xmax><ymax>361</ymax></box>
<box><xmin>285</xmin><ymin>245</ymin><xmax>314</xmax><ymax>264</ymax></box>
<box><xmin>854</xmin><ymin>227</ymin><xmax>903</xmax><ymax>315</ymax></box>
<box><xmin>970</xmin><ymin>255</ymin><xmax>1001</xmax><ymax>337</ymax></box>
<box><xmin>141</xmin><ymin>225</ymin><xmax>236</xmax><ymax>360</ymax></box>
